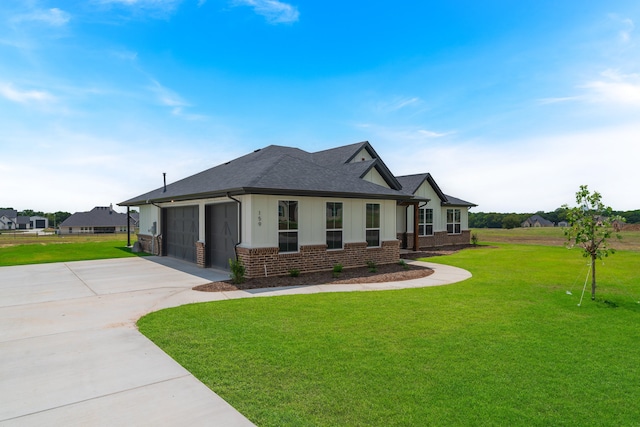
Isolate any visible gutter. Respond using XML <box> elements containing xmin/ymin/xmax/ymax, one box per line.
<box><xmin>226</xmin><ymin>192</ymin><xmax>242</xmax><ymax>261</ymax></box>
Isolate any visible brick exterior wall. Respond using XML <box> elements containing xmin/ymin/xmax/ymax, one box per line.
<box><xmin>196</xmin><ymin>241</ymin><xmax>206</xmax><ymax>268</ymax></box>
<box><xmin>397</xmin><ymin>230</ymin><xmax>471</xmax><ymax>249</ymax></box>
<box><xmin>237</xmin><ymin>240</ymin><xmax>400</xmax><ymax>278</ymax></box>
<box><xmin>137</xmin><ymin>233</ymin><xmax>162</xmax><ymax>255</ymax></box>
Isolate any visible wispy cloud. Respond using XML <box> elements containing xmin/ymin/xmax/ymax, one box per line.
<box><xmin>609</xmin><ymin>14</ymin><xmax>634</xmax><ymax>43</ymax></box>
<box><xmin>582</xmin><ymin>69</ymin><xmax>640</xmax><ymax>106</ymax></box>
<box><xmin>537</xmin><ymin>96</ymin><xmax>582</xmax><ymax>105</ymax></box>
<box><xmin>232</xmin><ymin>0</ymin><xmax>299</xmax><ymax>24</ymax></box>
<box><xmin>13</xmin><ymin>7</ymin><xmax>71</xmax><ymax>27</ymax></box>
<box><xmin>148</xmin><ymin>79</ymin><xmax>205</xmax><ymax>120</ymax></box>
<box><xmin>0</xmin><ymin>83</ymin><xmax>55</xmax><ymax>104</ymax></box>
<box><xmin>94</xmin><ymin>0</ymin><xmax>184</xmax><ymax>18</ymax></box>
<box><xmin>97</xmin><ymin>0</ymin><xmax>181</xmax><ymax>6</ymax></box>
<box><xmin>539</xmin><ymin>69</ymin><xmax>640</xmax><ymax>107</ymax></box>
<box><xmin>149</xmin><ymin>79</ymin><xmax>187</xmax><ymax>107</ymax></box>
<box><xmin>355</xmin><ymin>123</ymin><xmax>452</xmax><ymax>142</ymax></box>
<box><xmin>382</xmin><ymin>97</ymin><xmax>421</xmax><ymax>112</ymax></box>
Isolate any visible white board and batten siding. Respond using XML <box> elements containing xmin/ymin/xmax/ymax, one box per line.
<box><xmin>243</xmin><ymin>194</ymin><xmax>396</xmax><ymax>250</ymax></box>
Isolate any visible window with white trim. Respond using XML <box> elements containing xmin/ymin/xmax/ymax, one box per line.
<box><xmin>419</xmin><ymin>208</ymin><xmax>434</xmax><ymax>236</ymax></box>
<box><xmin>365</xmin><ymin>203</ymin><xmax>380</xmax><ymax>247</ymax></box>
<box><xmin>447</xmin><ymin>208</ymin><xmax>461</xmax><ymax>234</ymax></box>
<box><xmin>326</xmin><ymin>202</ymin><xmax>343</xmax><ymax>250</ymax></box>
<box><xmin>278</xmin><ymin>200</ymin><xmax>298</xmax><ymax>252</ymax></box>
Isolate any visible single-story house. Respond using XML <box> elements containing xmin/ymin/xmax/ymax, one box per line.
<box><xmin>30</xmin><ymin>216</ymin><xmax>49</xmax><ymax>229</ymax></box>
<box><xmin>119</xmin><ymin>141</ymin><xmax>476</xmax><ymax>277</ymax></box>
<box><xmin>522</xmin><ymin>214</ymin><xmax>554</xmax><ymax>228</ymax></box>
<box><xmin>16</xmin><ymin>216</ymin><xmax>31</xmax><ymax>230</ymax></box>
<box><xmin>0</xmin><ymin>210</ymin><xmax>49</xmax><ymax>230</ymax></box>
<box><xmin>59</xmin><ymin>205</ymin><xmax>139</xmax><ymax>234</ymax></box>
<box><xmin>0</xmin><ymin>209</ymin><xmax>18</xmax><ymax>230</ymax></box>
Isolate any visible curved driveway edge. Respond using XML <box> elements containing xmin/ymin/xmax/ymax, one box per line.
<box><xmin>0</xmin><ymin>256</ymin><xmax>471</xmax><ymax>426</ymax></box>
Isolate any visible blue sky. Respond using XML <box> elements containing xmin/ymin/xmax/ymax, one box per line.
<box><xmin>1</xmin><ymin>0</ymin><xmax>639</xmax><ymax>214</ymax></box>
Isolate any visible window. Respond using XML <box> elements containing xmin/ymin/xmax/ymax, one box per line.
<box><xmin>326</xmin><ymin>202</ymin><xmax>343</xmax><ymax>250</ymax></box>
<box><xmin>365</xmin><ymin>203</ymin><xmax>380</xmax><ymax>247</ymax></box>
<box><xmin>278</xmin><ymin>200</ymin><xmax>298</xmax><ymax>252</ymax></box>
<box><xmin>419</xmin><ymin>208</ymin><xmax>434</xmax><ymax>236</ymax></box>
<box><xmin>447</xmin><ymin>208</ymin><xmax>461</xmax><ymax>234</ymax></box>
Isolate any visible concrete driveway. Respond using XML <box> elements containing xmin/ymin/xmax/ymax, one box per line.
<box><xmin>0</xmin><ymin>256</ymin><xmax>471</xmax><ymax>426</ymax></box>
<box><xmin>0</xmin><ymin>257</ymin><xmax>255</xmax><ymax>426</ymax></box>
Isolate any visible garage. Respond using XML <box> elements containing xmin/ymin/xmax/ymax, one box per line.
<box><xmin>163</xmin><ymin>206</ymin><xmax>199</xmax><ymax>263</ymax></box>
<box><xmin>206</xmin><ymin>203</ymin><xmax>238</xmax><ymax>270</ymax></box>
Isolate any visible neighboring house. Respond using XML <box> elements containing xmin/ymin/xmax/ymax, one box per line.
<box><xmin>30</xmin><ymin>216</ymin><xmax>49</xmax><ymax>229</ymax></box>
<box><xmin>522</xmin><ymin>214</ymin><xmax>554</xmax><ymax>228</ymax></box>
<box><xmin>0</xmin><ymin>211</ymin><xmax>50</xmax><ymax>230</ymax></box>
<box><xmin>16</xmin><ymin>216</ymin><xmax>31</xmax><ymax>230</ymax></box>
<box><xmin>59</xmin><ymin>205</ymin><xmax>138</xmax><ymax>234</ymax></box>
<box><xmin>0</xmin><ymin>209</ymin><xmax>18</xmax><ymax>230</ymax></box>
<box><xmin>119</xmin><ymin>141</ymin><xmax>476</xmax><ymax>277</ymax></box>
<box><xmin>557</xmin><ymin>221</ymin><xmax>569</xmax><ymax>227</ymax></box>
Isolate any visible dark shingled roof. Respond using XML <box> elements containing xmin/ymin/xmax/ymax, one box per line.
<box><xmin>396</xmin><ymin>173</ymin><xmax>477</xmax><ymax>207</ymax></box>
<box><xmin>0</xmin><ymin>209</ymin><xmax>17</xmax><ymax>218</ymax></box>
<box><xmin>120</xmin><ymin>143</ymin><xmax>413</xmax><ymax>206</ymax></box>
<box><xmin>60</xmin><ymin>206</ymin><xmax>130</xmax><ymax>227</ymax></box>
<box><xmin>119</xmin><ymin>141</ymin><xmax>477</xmax><ymax>208</ymax></box>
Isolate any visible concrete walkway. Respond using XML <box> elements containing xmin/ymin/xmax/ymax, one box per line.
<box><xmin>0</xmin><ymin>256</ymin><xmax>471</xmax><ymax>426</ymax></box>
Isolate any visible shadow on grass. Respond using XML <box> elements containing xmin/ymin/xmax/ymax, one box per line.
<box><xmin>115</xmin><ymin>246</ymin><xmax>152</xmax><ymax>257</ymax></box>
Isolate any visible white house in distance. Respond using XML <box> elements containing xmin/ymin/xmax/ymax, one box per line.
<box><xmin>119</xmin><ymin>141</ymin><xmax>476</xmax><ymax>277</ymax></box>
<box><xmin>0</xmin><ymin>209</ymin><xmax>49</xmax><ymax>230</ymax></box>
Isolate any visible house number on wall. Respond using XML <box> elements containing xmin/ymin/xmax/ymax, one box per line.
<box><xmin>258</xmin><ymin>211</ymin><xmax>262</xmax><ymax>226</ymax></box>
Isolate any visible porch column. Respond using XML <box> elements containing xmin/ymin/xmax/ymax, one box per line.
<box><xmin>413</xmin><ymin>202</ymin><xmax>419</xmax><ymax>251</ymax></box>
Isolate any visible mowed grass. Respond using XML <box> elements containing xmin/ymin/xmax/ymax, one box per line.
<box><xmin>472</xmin><ymin>226</ymin><xmax>640</xmax><ymax>251</ymax></box>
<box><xmin>138</xmin><ymin>242</ymin><xmax>640</xmax><ymax>426</ymax></box>
<box><xmin>0</xmin><ymin>233</ymin><xmax>145</xmax><ymax>266</ymax></box>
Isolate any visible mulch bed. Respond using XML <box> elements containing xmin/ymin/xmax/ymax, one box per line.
<box><xmin>193</xmin><ymin>262</ymin><xmax>434</xmax><ymax>292</ymax></box>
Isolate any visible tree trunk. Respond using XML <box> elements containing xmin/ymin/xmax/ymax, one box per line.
<box><xmin>591</xmin><ymin>254</ymin><xmax>597</xmax><ymax>300</ymax></box>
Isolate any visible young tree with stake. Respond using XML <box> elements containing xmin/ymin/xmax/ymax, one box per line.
<box><xmin>563</xmin><ymin>185</ymin><xmax>624</xmax><ymax>300</ymax></box>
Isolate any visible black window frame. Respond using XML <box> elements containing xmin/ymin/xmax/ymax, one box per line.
<box><xmin>365</xmin><ymin>203</ymin><xmax>380</xmax><ymax>247</ymax></box>
<box><xmin>278</xmin><ymin>200</ymin><xmax>299</xmax><ymax>252</ymax></box>
<box><xmin>446</xmin><ymin>208</ymin><xmax>461</xmax><ymax>234</ymax></box>
<box><xmin>326</xmin><ymin>201</ymin><xmax>343</xmax><ymax>250</ymax></box>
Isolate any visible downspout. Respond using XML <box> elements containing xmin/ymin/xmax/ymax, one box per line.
<box><xmin>226</xmin><ymin>193</ymin><xmax>242</xmax><ymax>261</ymax></box>
<box><xmin>150</xmin><ymin>201</ymin><xmax>163</xmax><ymax>255</ymax></box>
<box><xmin>127</xmin><ymin>206</ymin><xmax>131</xmax><ymax>247</ymax></box>
<box><xmin>403</xmin><ymin>205</ymin><xmax>409</xmax><ymax>249</ymax></box>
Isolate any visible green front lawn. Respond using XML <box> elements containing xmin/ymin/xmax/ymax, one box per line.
<box><xmin>138</xmin><ymin>244</ymin><xmax>640</xmax><ymax>426</ymax></box>
<box><xmin>0</xmin><ymin>239</ymin><xmax>146</xmax><ymax>266</ymax></box>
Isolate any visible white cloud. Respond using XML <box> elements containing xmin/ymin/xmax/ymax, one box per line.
<box><xmin>14</xmin><ymin>8</ymin><xmax>71</xmax><ymax>26</ymax></box>
<box><xmin>541</xmin><ymin>69</ymin><xmax>640</xmax><ymax>108</ymax></box>
<box><xmin>609</xmin><ymin>14</ymin><xmax>634</xmax><ymax>43</ymax></box>
<box><xmin>232</xmin><ymin>0</ymin><xmax>299</xmax><ymax>24</ymax></box>
<box><xmin>0</xmin><ymin>125</ymin><xmax>236</xmax><ymax>213</ymax></box>
<box><xmin>376</xmin><ymin>124</ymin><xmax>640</xmax><ymax>213</ymax></box>
<box><xmin>0</xmin><ymin>83</ymin><xmax>55</xmax><ymax>104</ymax></box>
<box><xmin>94</xmin><ymin>0</ymin><xmax>184</xmax><ymax>18</ymax></box>
<box><xmin>147</xmin><ymin>79</ymin><xmax>205</xmax><ymax>120</ymax></box>
<box><xmin>149</xmin><ymin>79</ymin><xmax>187</xmax><ymax>108</ymax></box>
<box><xmin>373</xmin><ymin>96</ymin><xmax>422</xmax><ymax>113</ymax></box>
<box><xmin>537</xmin><ymin>96</ymin><xmax>582</xmax><ymax>105</ymax></box>
<box><xmin>97</xmin><ymin>0</ymin><xmax>181</xmax><ymax>6</ymax></box>
<box><xmin>355</xmin><ymin>123</ymin><xmax>453</xmax><ymax>142</ymax></box>
<box><xmin>582</xmin><ymin>69</ymin><xmax>640</xmax><ymax>106</ymax></box>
